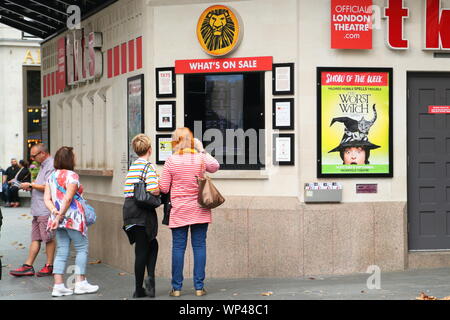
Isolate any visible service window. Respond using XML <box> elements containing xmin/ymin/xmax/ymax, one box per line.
<box><xmin>184</xmin><ymin>72</ymin><xmax>265</xmax><ymax>170</ymax></box>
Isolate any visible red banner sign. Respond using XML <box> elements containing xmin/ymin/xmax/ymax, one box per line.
<box><xmin>175</xmin><ymin>56</ymin><xmax>273</xmax><ymax>74</ymax></box>
<box><xmin>331</xmin><ymin>0</ymin><xmax>373</xmax><ymax>49</ymax></box>
<box><xmin>57</xmin><ymin>37</ymin><xmax>66</xmax><ymax>94</ymax></box>
<box><xmin>321</xmin><ymin>71</ymin><xmax>389</xmax><ymax>86</ymax></box>
<box><xmin>428</xmin><ymin>106</ymin><xmax>450</xmax><ymax>114</ymax></box>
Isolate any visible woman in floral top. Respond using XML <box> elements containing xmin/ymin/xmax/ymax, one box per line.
<box><xmin>44</xmin><ymin>146</ymin><xmax>99</xmax><ymax>297</ymax></box>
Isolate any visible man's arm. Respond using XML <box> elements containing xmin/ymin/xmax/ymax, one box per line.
<box><xmin>20</xmin><ymin>182</ymin><xmax>45</xmax><ymax>192</ymax></box>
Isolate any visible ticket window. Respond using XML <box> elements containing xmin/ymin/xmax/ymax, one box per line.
<box><xmin>184</xmin><ymin>72</ymin><xmax>265</xmax><ymax>170</ymax></box>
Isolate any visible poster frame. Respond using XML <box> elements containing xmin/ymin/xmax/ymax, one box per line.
<box><xmin>316</xmin><ymin>67</ymin><xmax>393</xmax><ymax>178</ymax></box>
<box><xmin>41</xmin><ymin>100</ymin><xmax>50</xmax><ymax>152</ymax></box>
<box><xmin>156</xmin><ymin>101</ymin><xmax>176</xmax><ymax>132</ymax></box>
<box><xmin>127</xmin><ymin>74</ymin><xmax>145</xmax><ymax>166</ymax></box>
<box><xmin>155</xmin><ymin>67</ymin><xmax>176</xmax><ymax>98</ymax></box>
<box><xmin>155</xmin><ymin>134</ymin><xmax>173</xmax><ymax>165</ymax></box>
<box><xmin>272</xmin><ymin>98</ymin><xmax>294</xmax><ymax>130</ymax></box>
<box><xmin>273</xmin><ymin>133</ymin><xmax>295</xmax><ymax>166</ymax></box>
<box><xmin>272</xmin><ymin>63</ymin><xmax>294</xmax><ymax>95</ymax></box>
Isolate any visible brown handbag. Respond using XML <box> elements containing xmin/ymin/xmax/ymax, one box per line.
<box><xmin>197</xmin><ymin>154</ymin><xmax>225</xmax><ymax>209</ymax></box>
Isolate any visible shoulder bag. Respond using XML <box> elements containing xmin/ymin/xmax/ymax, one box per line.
<box><xmin>197</xmin><ymin>154</ymin><xmax>225</xmax><ymax>209</ymax></box>
<box><xmin>133</xmin><ymin>162</ymin><xmax>162</xmax><ymax>210</ymax></box>
<box><xmin>161</xmin><ymin>192</ymin><xmax>171</xmax><ymax>225</ymax></box>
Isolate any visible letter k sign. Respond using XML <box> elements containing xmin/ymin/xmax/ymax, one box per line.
<box><xmin>425</xmin><ymin>0</ymin><xmax>450</xmax><ymax>50</ymax></box>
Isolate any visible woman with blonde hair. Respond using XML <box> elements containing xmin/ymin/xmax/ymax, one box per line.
<box><xmin>159</xmin><ymin>128</ymin><xmax>220</xmax><ymax>297</ymax></box>
<box><xmin>123</xmin><ymin>134</ymin><xmax>160</xmax><ymax>298</ymax></box>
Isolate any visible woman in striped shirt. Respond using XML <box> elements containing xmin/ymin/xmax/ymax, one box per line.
<box><xmin>159</xmin><ymin>128</ymin><xmax>220</xmax><ymax>297</ymax></box>
<box><xmin>123</xmin><ymin>134</ymin><xmax>160</xmax><ymax>298</ymax></box>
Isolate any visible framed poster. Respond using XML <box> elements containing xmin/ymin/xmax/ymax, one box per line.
<box><xmin>156</xmin><ymin>67</ymin><xmax>176</xmax><ymax>98</ymax></box>
<box><xmin>317</xmin><ymin>67</ymin><xmax>393</xmax><ymax>178</ymax></box>
<box><xmin>127</xmin><ymin>74</ymin><xmax>145</xmax><ymax>166</ymax></box>
<box><xmin>41</xmin><ymin>101</ymin><xmax>50</xmax><ymax>151</ymax></box>
<box><xmin>272</xmin><ymin>63</ymin><xmax>294</xmax><ymax>95</ymax></box>
<box><xmin>273</xmin><ymin>98</ymin><xmax>294</xmax><ymax>130</ymax></box>
<box><xmin>273</xmin><ymin>134</ymin><xmax>295</xmax><ymax>166</ymax></box>
<box><xmin>155</xmin><ymin>134</ymin><xmax>173</xmax><ymax>165</ymax></box>
<box><xmin>156</xmin><ymin>101</ymin><xmax>176</xmax><ymax>131</ymax></box>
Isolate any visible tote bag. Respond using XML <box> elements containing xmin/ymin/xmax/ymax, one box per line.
<box><xmin>197</xmin><ymin>155</ymin><xmax>225</xmax><ymax>209</ymax></box>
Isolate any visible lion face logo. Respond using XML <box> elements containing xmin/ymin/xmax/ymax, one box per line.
<box><xmin>197</xmin><ymin>5</ymin><xmax>241</xmax><ymax>56</ymax></box>
<box><xmin>209</xmin><ymin>13</ymin><xmax>227</xmax><ymax>35</ymax></box>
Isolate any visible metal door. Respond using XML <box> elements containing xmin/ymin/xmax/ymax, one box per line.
<box><xmin>408</xmin><ymin>72</ymin><xmax>450</xmax><ymax>250</ymax></box>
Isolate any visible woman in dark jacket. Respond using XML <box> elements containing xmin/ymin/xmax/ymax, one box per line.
<box><xmin>123</xmin><ymin>134</ymin><xmax>160</xmax><ymax>298</ymax></box>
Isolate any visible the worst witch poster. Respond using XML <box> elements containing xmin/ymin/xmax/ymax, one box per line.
<box><xmin>317</xmin><ymin>68</ymin><xmax>393</xmax><ymax>177</ymax></box>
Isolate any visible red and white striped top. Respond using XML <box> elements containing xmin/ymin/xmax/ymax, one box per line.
<box><xmin>159</xmin><ymin>150</ymin><xmax>220</xmax><ymax>229</ymax></box>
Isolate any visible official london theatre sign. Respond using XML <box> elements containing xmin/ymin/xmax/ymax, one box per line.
<box><xmin>331</xmin><ymin>0</ymin><xmax>373</xmax><ymax>49</ymax></box>
<box><xmin>196</xmin><ymin>4</ymin><xmax>243</xmax><ymax>57</ymax></box>
<box><xmin>332</xmin><ymin>0</ymin><xmax>450</xmax><ymax>51</ymax></box>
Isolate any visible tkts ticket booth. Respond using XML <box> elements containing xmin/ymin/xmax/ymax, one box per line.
<box><xmin>14</xmin><ymin>0</ymin><xmax>450</xmax><ymax>277</ymax></box>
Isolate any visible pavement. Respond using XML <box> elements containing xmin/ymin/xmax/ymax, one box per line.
<box><xmin>1</xmin><ymin>206</ymin><xmax>450</xmax><ymax>301</ymax></box>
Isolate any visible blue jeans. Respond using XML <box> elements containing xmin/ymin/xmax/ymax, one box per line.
<box><xmin>53</xmin><ymin>228</ymin><xmax>89</xmax><ymax>275</ymax></box>
<box><xmin>171</xmin><ymin>223</ymin><xmax>208</xmax><ymax>290</ymax></box>
<box><xmin>1</xmin><ymin>183</ymin><xmax>10</xmax><ymax>203</ymax></box>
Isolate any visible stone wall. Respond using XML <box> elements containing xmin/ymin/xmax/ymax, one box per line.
<box><xmin>87</xmin><ymin>195</ymin><xmax>408</xmax><ymax>278</ymax></box>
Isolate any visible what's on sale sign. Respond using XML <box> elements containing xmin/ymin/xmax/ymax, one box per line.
<box><xmin>331</xmin><ymin>0</ymin><xmax>373</xmax><ymax>49</ymax></box>
<box><xmin>317</xmin><ymin>68</ymin><xmax>393</xmax><ymax>178</ymax></box>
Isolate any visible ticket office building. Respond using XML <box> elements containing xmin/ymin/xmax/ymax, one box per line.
<box><xmin>40</xmin><ymin>0</ymin><xmax>450</xmax><ymax>278</ymax></box>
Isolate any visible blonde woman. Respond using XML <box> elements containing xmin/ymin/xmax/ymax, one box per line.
<box><xmin>123</xmin><ymin>134</ymin><xmax>160</xmax><ymax>298</ymax></box>
<box><xmin>159</xmin><ymin>128</ymin><xmax>220</xmax><ymax>297</ymax></box>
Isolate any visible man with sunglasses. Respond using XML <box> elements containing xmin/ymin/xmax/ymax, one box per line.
<box><xmin>9</xmin><ymin>144</ymin><xmax>56</xmax><ymax>277</ymax></box>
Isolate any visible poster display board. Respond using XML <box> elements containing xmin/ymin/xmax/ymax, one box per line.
<box><xmin>317</xmin><ymin>67</ymin><xmax>393</xmax><ymax>177</ymax></box>
<box><xmin>41</xmin><ymin>101</ymin><xmax>50</xmax><ymax>151</ymax></box>
<box><xmin>156</xmin><ymin>134</ymin><xmax>173</xmax><ymax>165</ymax></box>
<box><xmin>156</xmin><ymin>67</ymin><xmax>176</xmax><ymax>98</ymax></box>
<box><xmin>273</xmin><ymin>98</ymin><xmax>294</xmax><ymax>130</ymax></box>
<box><xmin>127</xmin><ymin>74</ymin><xmax>145</xmax><ymax>166</ymax></box>
<box><xmin>156</xmin><ymin>101</ymin><xmax>176</xmax><ymax>131</ymax></box>
<box><xmin>272</xmin><ymin>63</ymin><xmax>294</xmax><ymax>95</ymax></box>
<box><xmin>273</xmin><ymin>134</ymin><xmax>295</xmax><ymax>166</ymax></box>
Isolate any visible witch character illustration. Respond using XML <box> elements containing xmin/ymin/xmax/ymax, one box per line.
<box><xmin>328</xmin><ymin>104</ymin><xmax>380</xmax><ymax>165</ymax></box>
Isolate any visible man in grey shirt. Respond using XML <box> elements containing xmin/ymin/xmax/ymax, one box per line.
<box><xmin>9</xmin><ymin>144</ymin><xmax>56</xmax><ymax>277</ymax></box>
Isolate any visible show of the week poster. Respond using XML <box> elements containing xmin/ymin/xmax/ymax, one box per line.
<box><xmin>317</xmin><ymin>67</ymin><xmax>393</xmax><ymax>177</ymax></box>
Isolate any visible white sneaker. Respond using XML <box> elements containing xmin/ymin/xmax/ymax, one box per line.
<box><xmin>52</xmin><ymin>286</ymin><xmax>74</xmax><ymax>297</ymax></box>
<box><xmin>74</xmin><ymin>280</ymin><xmax>99</xmax><ymax>294</ymax></box>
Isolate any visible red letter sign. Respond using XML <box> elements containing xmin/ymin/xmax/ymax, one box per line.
<box><xmin>384</xmin><ymin>0</ymin><xmax>409</xmax><ymax>49</ymax></box>
<box><xmin>425</xmin><ymin>0</ymin><xmax>450</xmax><ymax>50</ymax></box>
<box><xmin>331</xmin><ymin>0</ymin><xmax>373</xmax><ymax>49</ymax></box>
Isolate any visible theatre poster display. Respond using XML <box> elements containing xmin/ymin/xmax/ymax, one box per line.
<box><xmin>317</xmin><ymin>67</ymin><xmax>393</xmax><ymax>177</ymax></box>
<box><xmin>41</xmin><ymin>101</ymin><xmax>50</xmax><ymax>151</ymax></box>
<box><xmin>156</xmin><ymin>134</ymin><xmax>173</xmax><ymax>165</ymax></box>
<box><xmin>127</xmin><ymin>74</ymin><xmax>144</xmax><ymax>165</ymax></box>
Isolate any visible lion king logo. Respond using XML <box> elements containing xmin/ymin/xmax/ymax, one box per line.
<box><xmin>197</xmin><ymin>5</ymin><xmax>242</xmax><ymax>56</ymax></box>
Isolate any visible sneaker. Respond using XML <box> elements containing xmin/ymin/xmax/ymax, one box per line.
<box><xmin>74</xmin><ymin>280</ymin><xmax>99</xmax><ymax>294</ymax></box>
<box><xmin>9</xmin><ymin>264</ymin><xmax>35</xmax><ymax>277</ymax></box>
<box><xmin>195</xmin><ymin>288</ymin><xmax>207</xmax><ymax>297</ymax></box>
<box><xmin>36</xmin><ymin>264</ymin><xmax>53</xmax><ymax>277</ymax></box>
<box><xmin>169</xmin><ymin>289</ymin><xmax>181</xmax><ymax>297</ymax></box>
<box><xmin>52</xmin><ymin>286</ymin><xmax>73</xmax><ymax>297</ymax></box>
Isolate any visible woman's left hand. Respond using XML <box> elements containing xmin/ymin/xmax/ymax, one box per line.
<box><xmin>50</xmin><ymin>217</ymin><xmax>60</xmax><ymax>230</ymax></box>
